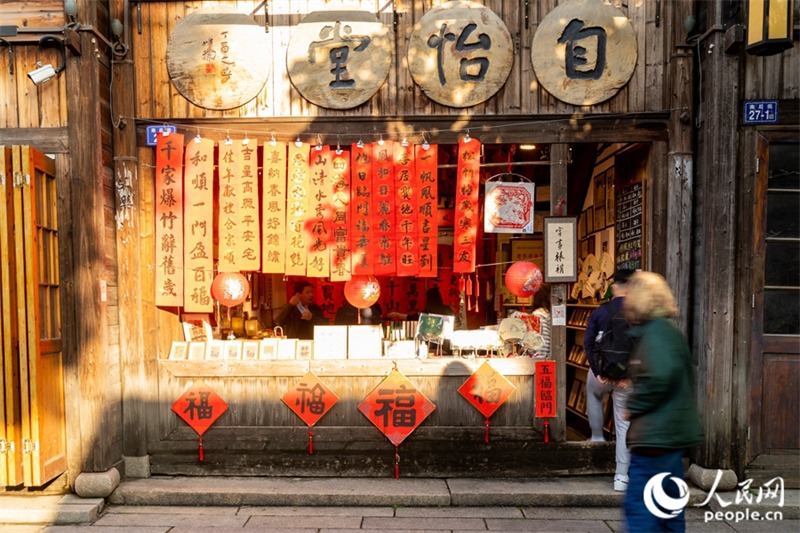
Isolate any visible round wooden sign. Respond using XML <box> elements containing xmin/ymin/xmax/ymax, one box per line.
<box><xmin>531</xmin><ymin>0</ymin><xmax>637</xmax><ymax>106</ymax></box>
<box><xmin>407</xmin><ymin>1</ymin><xmax>513</xmax><ymax>108</ymax></box>
<box><xmin>287</xmin><ymin>10</ymin><xmax>392</xmax><ymax>110</ymax></box>
<box><xmin>167</xmin><ymin>9</ymin><xmax>271</xmax><ymax>111</ymax></box>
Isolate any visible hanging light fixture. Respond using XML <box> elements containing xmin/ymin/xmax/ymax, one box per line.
<box><xmin>746</xmin><ymin>0</ymin><xmax>794</xmax><ymax>55</ymax></box>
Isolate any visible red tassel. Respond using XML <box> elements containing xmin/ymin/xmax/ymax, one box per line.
<box><xmin>394</xmin><ymin>448</ymin><xmax>400</xmax><ymax>479</ymax></box>
<box><xmin>308</xmin><ymin>429</ymin><xmax>314</xmax><ymax>455</ymax></box>
<box><xmin>198</xmin><ymin>437</ymin><xmax>204</xmax><ymax>462</ymax></box>
<box><xmin>466</xmin><ymin>276</ymin><xmax>473</xmax><ymax>296</ymax></box>
<box><xmin>543</xmin><ymin>420</ymin><xmax>550</xmax><ymax>443</ymax></box>
<box><xmin>485</xmin><ymin>418</ymin><xmax>490</xmax><ymax>444</ymax></box>
<box><xmin>475</xmin><ymin>275</ymin><xmax>480</xmax><ymax>297</ymax></box>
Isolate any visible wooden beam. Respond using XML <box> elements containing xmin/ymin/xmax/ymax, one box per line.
<box><xmin>0</xmin><ymin>128</ymin><xmax>68</xmax><ymax>153</ymax></box>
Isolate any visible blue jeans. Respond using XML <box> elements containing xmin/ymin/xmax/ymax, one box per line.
<box><xmin>624</xmin><ymin>449</ymin><xmax>688</xmax><ymax>532</ymax></box>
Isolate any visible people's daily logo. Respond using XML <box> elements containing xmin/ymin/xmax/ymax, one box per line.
<box><xmin>643</xmin><ymin>472</ymin><xmax>690</xmax><ymax>519</ymax></box>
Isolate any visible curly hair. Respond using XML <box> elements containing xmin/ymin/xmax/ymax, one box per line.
<box><xmin>623</xmin><ymin>271</ymin><xmax>678</xmax><ymax>323</ymax></box>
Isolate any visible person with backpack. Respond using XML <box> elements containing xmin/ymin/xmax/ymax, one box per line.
<box><xmin>584</xmin><ymin>268</ymin><xmax>636</xmax><ymax>492</ymax></box>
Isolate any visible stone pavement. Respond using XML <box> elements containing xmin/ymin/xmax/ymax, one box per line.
<box><xmin>1</xmin><ymin>476</ymin><xmax>798</xmax><ymax>533</ymax></box>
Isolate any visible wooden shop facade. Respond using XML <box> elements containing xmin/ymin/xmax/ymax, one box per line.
<box><xmin>0</xmin><ymin>0</ymin><xmax>797</xmax><ymax>491</ymax></box>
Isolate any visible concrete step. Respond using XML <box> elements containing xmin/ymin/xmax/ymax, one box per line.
<box><xmin>0</xmin><ymin>494</ymin><xmax>103</xmax><ymax>525</ymax></box>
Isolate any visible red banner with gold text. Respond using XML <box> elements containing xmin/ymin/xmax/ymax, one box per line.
<box><xmin>307</xmin><ymin>146</ymin><xmax>333</xmax><ymax>278</ymax></box>
<box><xmin>286</xmin><ymin>143</ymin><xmax>310</xmax><ymax>276</ymax></box>
<box><xmin>183</xmin><ymin>137</ymin><xmax>214</xmax><ymax>312</ymax></box>
<box><xmin>350</xmin><ymin>143</ymin><xmax>373</xmax><ymax>275</ymax></box>
<box><xmin>415</xmin><ymin>144</ymin><xmax>438</xmax><ymax>278</ymax></box>
<box><xmin>454</xmin><ymin>138</ymin><xmax>481</xmax><ymax>273</ymax></box>
<box><xmin>372</xmin><ymin>141</ymin><xmax>395</xmax><ymax>276</ymax></box>
<box><xmin>155</xmin><ymin>133</ymin><xmax>185</xmax><ymax>307</ymax></box>
<box><xmin>329</xmin><ymin>149</ymin><xmax>351</xmax><ymax>281</ymax></box>
<box><xmin>394</xmin><ymin>142</ymin><xmax>418</xmax><ymax>276</ymax></box>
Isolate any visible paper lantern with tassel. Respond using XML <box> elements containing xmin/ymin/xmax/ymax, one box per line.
<box><xmin>504</xmin><ymin>261</ymin><xmax>543</xmax><ymax>298</ymax></box>
<box><xmin>211</xmin><ymin>272</ymin><xmax>250</xmax><ymax>307</ymax></box>
<box><xmin>344</xmin><ymin>275</ymin><xmax>381</xmax><ymax>309</ymax></box>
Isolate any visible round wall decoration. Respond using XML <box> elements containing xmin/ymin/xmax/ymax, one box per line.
<box><xmin>531</xmin><ymin>0</ymin><xmax>637</xmax><ymax>106</ymax></box>
<box><xmin>167</xmin><ymin>9</ymin><xmax>271</xmax><ymax>111</ymax></box>
<box><xmin>287</xmin><ymin>10</ymin><xmax>393</xmax><ymax>110</ymax></box>
<box><xmin>407</xmin><ymin>1</ymin><xmax>513</xmax><ymax>108</ymax></box>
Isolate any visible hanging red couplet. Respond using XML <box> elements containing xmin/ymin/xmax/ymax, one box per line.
<box><xmin>358</xmin><ymin>368</ymin><xmax>435</xmax><ymax>447</ymax></box>
<box><xmin>307</xmin><ymin>146</ymin><xmax>333</xmax><ymax>278</ymax></box>
<box><xmin>453</xmin><ymin>137</ymin><xmax>481</xmax><ymax>273</ymax></box>
<box><xmin>534</xmin><ymin>360</ymin><xmax>556</xmax><ymax>418</ymax></box>
<box><xmin>394</xmin><ymin>142</ymin><xmax>418</xmax><ymax>277</ymax></box>
<box><xmin>172</xmin><ymin>380</ymin><xmax>228</xmax><ymax>461</ymax></box>
<box><xmin>282</xmin><ymin>371</ymin><xmax>340</xmax><ymax>428</ymax></box>
<box><xmin>371</xmin><ymin>141</ymin><xmax>396</xmax><ymax>276</ymax></box>
<box><xmin>350</xmin><ymin>142</ymin><xmax>374</xmax><ymax>275</ymax></box>
<box><xmin>329</xmin><ymin>149</ymin><xmax>352</xmax><ymax>281</ymax></box>
<box><xmin>416</xmin><ymin>144</ymin><xmax>438</xmax><ymax>278</ymax></box>
<box><xmin>154</xmin><ymin>133</ymin><xmax>185</xmax><ymax>307</ymax></box>
<box><xmin>183</xmin><ymin>137</ymin><xmax>214</xmax><ymax>312</ymax></box>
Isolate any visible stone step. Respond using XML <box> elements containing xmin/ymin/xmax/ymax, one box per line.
<box><xmin>0</xmin><ymin>494</ymin><xmax>103</xmax><ymax>525</ymax></box>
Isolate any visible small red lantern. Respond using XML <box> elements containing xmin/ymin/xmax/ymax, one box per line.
<box><xmin>211</xmin><ymin>272</ymin><xmax>250</xmax><ymax>307</ymax></box>
<box><xmin>505</xmin><ymin>261</ymin><xmax>543</xmax><ymax>298</ymax></box>
<box><xmin>344</xmin><ymin>275</ymin><xmax>381</xmax><ymax>309</ymax></box>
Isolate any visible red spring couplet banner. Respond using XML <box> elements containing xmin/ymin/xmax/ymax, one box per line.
<box><xmin>329</xmin><ymin>149</ymin><xmax>352</xmax><ymax>281</ymax></box>
<box><xmin>262</xmin><ymin>142</ymin><xmax>287</xmax><ymax>273</ymax></box>
<box><xmin>535</xmin><ymin>360</ymin><xmax>556</xmax><ymax>418</ymax></box>
<box><xmin>394</xmin><ymin>142</ymin><xmax>418</xmax><ymax>277</ymax></box>
<box><xmin>154</xmin><ymin>133</ymin><xmax>185</xmax><ymax>307</ymax></box>
<box><xmin>307</xmin><ymin>147</ymin><xmax>333</xmax><ymax>278</ymax></box>
<box><xmin>372</xmin><ymin>141</ymin><xmax>396</xmax><ymax>276</ymax></box>
<box><xmin>415</xmin><ymin>144</ymin><xmax>438</xmax><ymax>278</ymax></box>
<box><xmin>218</xmin><ymin>140</ymin><xmax>260</xmax><ymax>272</ymax></box>
<box><xmin>350</xmin><ymin>143</ymin><xmax>374</xmax><ymax>275</ymax></box>
<box><xmin>454</xmin><ymin>138</ymin><xmax>481</xmax><ymax>273</ymax></box>
<box><xmin>183</xmin><ymin>137</ymin><xmax>214</xmax><ymax>312</ymax></box>
<box><xmin>286</xmin><ymin>143</ymin><xmax>310</xmax><ymax>276</ymax></box>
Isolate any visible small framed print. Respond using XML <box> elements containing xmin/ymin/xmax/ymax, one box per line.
<box><xmin>168</xmin><ymin>341</ymin><xmax>188</xmax><ymax>360</ymax></box>
<box><xmin>206</xmin><ymin>339</ymin><xmax>224</xmax><ymax>360</ymax></box>
<box><xmin>182</xmin><ymin>315</ymin><xmax>213</xmax><ymax>342</ymax></box>
<box><xmin>277</xmin><ymin>338</ymin><xmax>297</xmax><ymax>360</ymax></box>
<box><xmin>224</xmin><ymin>340</ymin><xmax>242</xmax><ymax>360</ymax></box>
<box><xmin>259</xmin><ymin>338</ymin><xmax>278</xmax><ymax>360</ymax></box>
<box><xmin>187</xmin><ymin>341</ymin><xmax>206</xmax><ymax>361</ymax></box>
<box><xmin>296</xmin><ymin>340</ymin><xmax>313</xmax><ymax>360</ymax></box>
<box><xmin>242</xmin><ymin>340</ymin><xmax>260</xmax><ymax>361</ymax></box>
<box><xmin>544</xmin><ymin>216</ymin><xmax>578</xmax><ymax>283</ymax></box>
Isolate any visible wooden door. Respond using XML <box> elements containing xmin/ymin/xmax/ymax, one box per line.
<box><xmin>750</xmin><ymin>134</ymin><xmax>800</xmax><ymax>460</ymax></box>
<box><xmin>2</xmin><ymin>146</ymin><xmax>66</xmax><ymax>487</ymax></box>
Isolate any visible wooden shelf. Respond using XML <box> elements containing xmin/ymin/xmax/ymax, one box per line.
<box><xmin>567</xmin><ymin>361</ymin><xmax>588</xmax><ymax>371</ymax></box>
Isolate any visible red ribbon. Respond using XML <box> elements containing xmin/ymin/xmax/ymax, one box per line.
<box><xmin>485</xmin><ymin>418</ymin><xmax>490</xmax><ymax>444</ymax></box>
<box><xmin>198</xmin><ymin>436</ymin><xmax>204</xmax><ymax>462</ymax></box>
<box><xmin>394</xmin><ymin>447</ymin><xmax>400</xmax><ymax>479</ymax></box>
<box><xmin>309</xmin><ymin>429</ymin><xmax>314</xmax><ymax>455</ymax></box>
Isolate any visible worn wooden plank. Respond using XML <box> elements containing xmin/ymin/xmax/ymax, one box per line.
<box><xmin>132</xmin><ymin>0</ymin><xmax>154</xmax><ymax>118</ymax></box>
<box><xmin>151</xmin><ymin>1</ymin><xmax>171</xmax><ymax>119</ymax></box>
<box><xmin>0</xmin><ymin>128</ymin><xmax>68</xmax><ymax>152</ymax></box>
<box><xmin>0</xmin><ymin>2</ymin><xmax>64</xmax><ymax>28</ymax></box>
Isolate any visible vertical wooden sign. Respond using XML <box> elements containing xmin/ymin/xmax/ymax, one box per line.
<box><xmin>183</xmin><ymin>137</ymin><xmax>214</xmax><ymax>312</ymax></box>
<box><xmin>454</xmin><ymin>138</ymin><xmax>481</xmax><ymax>273</ymax></box>
<box><xmin>416</xmin><ymin>144</ymin><xmax>438</xmax><ymax>278</ymax></box>
<box><xmin>262</xmin><ymin>141</ymin><xmax>287</xmax><ymax>273</ymax></box>
<box><xmin>330</xmin><ymin>149</ymin><xmax>352</xmax><ymax>281</ymax></box>
<box><xmin>394</xmin><ymin>142</ymin><xmax>418</xmax><ymax>277</ymax></box>
<box><xmin>155</xmin><ymin>133</ymin><xmax>185</xmax><ymax>307</ymax></box>
<box><xmin>350</xmin><ymin>143</ymin><xmax>374</xmax><ymax>275</ymax></box>
<box><xmin>372</xmin><ymin>141</ymin><xmax>396</xmax><ymax>276</ymax></box>
<box><xmin>218</xmin><ymin>140</ymin><xmax>260</xmax><ymax>272</ymax></box>
<box><xmin>286</xmin><ymin>143</ymin><xmax>310</xmax><ymax>276</ymax></box>
<box><xmin>307</xmin><ymin>146</ymin><xmax>333</xmax><ymax>278</ymax></box>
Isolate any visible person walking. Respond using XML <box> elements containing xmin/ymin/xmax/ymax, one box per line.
<box><xmin>584</xmin><ymin>268</ymin><xmax>635</xmax><ymax>492</ymax></box>
<box><xmin>621</xmin><ymin>272</ymin><xmax>703</xmax><ymax>533</ymax></box>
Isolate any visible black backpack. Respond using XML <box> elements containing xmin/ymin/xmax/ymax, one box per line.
<box><xmin>594</xmin><ymin>304</ymin><xmax>634</xmax><ymax>379</ymax></box>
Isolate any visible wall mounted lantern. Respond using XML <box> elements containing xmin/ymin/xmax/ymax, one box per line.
<box><xmin>747</xmin><ymin>0</ymin><xmax>795</xmax><ymax>55</ymax></box>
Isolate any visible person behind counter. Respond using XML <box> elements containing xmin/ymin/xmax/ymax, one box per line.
<box><xmin>386</xmin><ymin>287</ymin><xmax>454</xmax><ymax>321</ymax></box>
<box><xmin>274</xmin><ymin>280</ymin><xmax>328</xmax><ymax>339</ymax></box>
<box><xmin>334</xmin><ymin>300</ymin><xmax>383</xmax><ymax>326</ymax></box>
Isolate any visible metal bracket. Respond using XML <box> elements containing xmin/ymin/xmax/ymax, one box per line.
<box><xmin>22</xmin><ymin>439</ymin><xmax>38</xmax><ymax>454</ymax></box>
<box><xmin>13</xmin><ymin>172</ymin><xmax>29</xmax><ymax>187</ymax></box>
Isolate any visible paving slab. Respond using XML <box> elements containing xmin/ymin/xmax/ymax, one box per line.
<box><xmin>447</xmin><ymin>477</ymin><xmax>623</xmax><ymax>507</ymax></box>
<box><xmin>42</xmin><ymin>527</ymin><xmax>169</xmax><ymax>533</ymax></box>
<box><xmin>521</xmin><ymin>506</ymin><xmax>622</xmax><ymax>520</ymax></box>
<box><xmin>93</xmin><ymin>511</ymin><xmax>248</xmax><ymax>528</ymax></box>
<box><xmin>245</xmin><ymin>514</ymin><xmax>363</xmax><ymax>529</ymax></box>
<box><xmin>108</xmin><ymin>476</ymin><xmax>451</xmax><ymax>507</ymax></box>
<box><xmin>362</xmin><ymin>516</ymin><xmax>487</xmax><ymax>530</ymax></box>
<box><xmin>486</xmin><ymin>518</ymin><xmax>614</xmax><ymax>532</ymax></box>
<box><xmin>395</xmin><ymin>506</ymin><xmax>523</xmax><ymax>518</ymax></box>
<box><xmin>240</xmin><ymin>505</ymin><xmax>394</xmax><ymax>517</ymax></box>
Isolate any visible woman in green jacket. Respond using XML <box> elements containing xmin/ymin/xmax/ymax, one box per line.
<box><xmin>622</xmin><ymin>272</ymin><xmax>703</xmax><ymax>532</ymax></box>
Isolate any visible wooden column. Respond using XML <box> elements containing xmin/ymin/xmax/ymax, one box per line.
<box><xmin>549</xmin><ymin>143</ymin><xmax>570</xmax><ymax>441</ymax></box>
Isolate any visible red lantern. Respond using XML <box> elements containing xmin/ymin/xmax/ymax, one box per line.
<box><xmin>505</xmin><ymin>261</ymin><xmax>543</xmax><ymax>298</ymax></box>
<box><xmin>211</xmin><ymin>272</ymin><xmax>250</xmax><ymax>307</ymax></box>
<box><xmin>344</xmin><ymin>275</ymin><xmax>381</xmax><ymax>309</ymax></box>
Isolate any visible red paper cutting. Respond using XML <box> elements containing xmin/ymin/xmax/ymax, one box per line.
<box><xmin>458</xmin><ymin>361</ymin><xmax>516</xmax><ymax>419</ymax></box>
<box><xmin>282</xmin><ymin>371</ymin><xmax>340</xmax><ymax>428</ymax></box>
<box><xmin>172</xmin><ymin>380</ymin><xmax>228</xmax><ymax>437</ymax></box>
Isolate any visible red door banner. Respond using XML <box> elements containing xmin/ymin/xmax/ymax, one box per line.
<box><xmin>416</xmin><ymin>144</ymin><xmax>438</xmax><ymax>278</ymax></box>
<box><xmin>394</xmin><ymin>142</ymin><xmax>418</xmax><ymax>276</ymax></box>
<box><xmin>535</xmin><ymin>360</ymin><xmax>556</xmax><ymax>442</ymax></box>
<box><xmin>329</xmin><ymin>149</ymin><xmax>352</xmax><ymax>281</ymax></box>
<box><xmin>453</xmin><ymin>137</ymin><xmax>481</xmax><ymax>273</ymax></box>
<box><xmin>371</xmin><ymin>141</ymin><xmax>396</xmax><ymax>276</ymax></box>
<box><xmin>458</xmin><ymin>361</ymin><xmax>516</xmax><ymax>442</ymax></box>
<box><xmin>286</xmin><ymin>143</ymin><xmax>310</xmax><ymax>275</ymax></box>
<box><xmin>262</xmin><ymin>141</ymin><xmax>287</xmax><ymax>273</ymax></box>
<box><xmin>307</xmin><ymin>146</ymin><xmax>333</xmax><ymax>278</ymax></box>
<box><xmin>282</xmin><ymin>371</ymin><xmax>340</xmax><ymax>454</ymax></box>
<box><xmin>183</xmin><ymin>137</ymin><xmax>214</xmax><ymax>312</ymax></box>
<box><xmin>358</xmin><ymin>368</ymin><xmax>435</xmax><ymax>447</ymax></box>
<box><xmin>217</xmin><ymin>140</ymin><xmax>260</xmax><ymax>272</ymax></box>
<box><xmin>155</xmin><ymin>133</ymin><xmax>185</xmax><ymax>307</ymax></box>
<box><xmin>350</xmin><ymin>142</ymin><xmax>374</xmax><ymax>275</ymax></box>
<box><xmin>172</xmin><ymin>380</ymin><xmax>228</xmax><ymax>461</ymax></box>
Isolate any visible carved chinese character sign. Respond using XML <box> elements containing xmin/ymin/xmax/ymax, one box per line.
<box><xmin>531</xmin><ymin>0</ymin><xmax>637</xmax><ymax>106</ymax></box>
<box><xmin>407</xmin><ymin>1</ymin><xmax>513</xmax><ymax>108</ymax></box>
<box><xmin>288</xmin><ymin>10</ymin><xmax>393</xmax><ymax>109</ymax></box>
<box><xmin>167</xmin><ymin>9</ymin><xmax>271</xmax><ymax>111</ymax></box>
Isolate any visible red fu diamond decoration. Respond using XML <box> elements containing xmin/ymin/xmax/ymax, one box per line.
<box><xmin>358</xmin><ymin>368</ymin><xmax>435</xmax><ymax>447</ymax></box>
<box><xmin>172</xmin><ymin>380</ymin><xmax>228</xmax><ymax>461</ymax></box>
<box><xmin>282</xmin><ymin>371</ymin><xmax>340</xmax><ymax>454</ymax></box>
<box><xmin>458</xmin><ymin>361</ymin><xmax>516</xmax><ymax>443</ymax></box>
